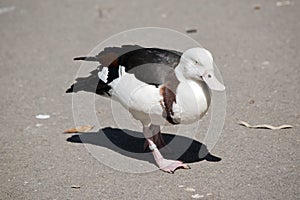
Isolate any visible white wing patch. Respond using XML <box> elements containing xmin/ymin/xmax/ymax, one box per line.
<box><xmin>118</xmin><ymin>65</ymin><xmax>126</xmax><ymax>76</ymax></box>
<box><xmin>98</xmin><ymin>67</ymin><xmax>109</xmax><ymax>83</ymax></box>
<box><xmin>98</xmin><ymin>65</ymin><xmax>126</xmax><ymax>86</ymax></box>
<box><xmin>108</xmin><ymin>65</ymin><xmax>126</xmax><ymax>88</ymax></box>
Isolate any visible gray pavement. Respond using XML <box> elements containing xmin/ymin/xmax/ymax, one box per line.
<box><xmin>0</xmin><ymin>0</ymin><xmax>299</xmax><ymax>199</ymax></box>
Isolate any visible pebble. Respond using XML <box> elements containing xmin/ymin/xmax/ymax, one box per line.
<box><xmin>262</xmin><ymin>61</ymin><xmax>270</xmax><ymax>65</ymax></box>
<box><xmin>186</xmin><ymin>29</ymin><xmax>197</xmax><ymax>34</ymax></box>
<box><xmin>185</xmin><ymin>187</ymin><xmax>196</xmax><ymax>192</ymax></box>
<box><xmin>35</xmin><ymin>114</ymin><xmax>50</xmax><ymax>119</ymax></box>
<box><xmin>276</xmin><ymin>1</ymin><xmax>291</xmax><ymax>7</ymax></box>
<box><xmin>0</xmin><ymin>6</ymin><xmax>15</xmax><ymax>15</ymax></box>
<box><xmin>249</xmin><ymin>99</ymin><xmax>255</xmax><ymax>104</ymax></box>
<box><xmin>191</xmin><ymin>194</ymin><xmax>204</xmax><ymax>199</ymax></box>
<box><xmin>207</xmin><ymin>192</ymin><xmax>214</xmax><ymax>196</ymax></box>
<box><xmin>253</xmin><ymin>4</ymin><xmax>261</xmax><ymax>10</ymax></box>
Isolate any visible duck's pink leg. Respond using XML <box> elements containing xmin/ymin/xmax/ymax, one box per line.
<box><xmin>143</xmin><ymin>125</ymin><xmax>190</xmax><ymax>173</ymax></box>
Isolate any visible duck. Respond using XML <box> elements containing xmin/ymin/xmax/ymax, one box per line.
<box><xmin>67</xmin><ymin>45</ymin><xmax>225</xmax><ymax>173</ymax></box>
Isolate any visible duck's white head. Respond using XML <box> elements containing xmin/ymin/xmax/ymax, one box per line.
<box><xmin>176</xmin><ymin>48</ymin><xmax>225</xmax><ymax>91</ymax></box>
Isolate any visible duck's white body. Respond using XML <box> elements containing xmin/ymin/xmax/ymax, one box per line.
<box><xmin>108</xmin><ymin>68</ymin><xmax>210</xmax><ymax>126</ymax></box>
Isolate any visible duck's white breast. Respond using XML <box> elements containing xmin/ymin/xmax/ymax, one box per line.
<box><xmin>175</xmin><ymin>80</ymin><xmax>210</xmax><ymax>124</ymax></box>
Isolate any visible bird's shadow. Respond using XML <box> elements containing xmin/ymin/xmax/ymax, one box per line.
<box><xmin>66</xmin><ymin>127</ymin><xmax>221</xmax><ymax>165</ymax></box>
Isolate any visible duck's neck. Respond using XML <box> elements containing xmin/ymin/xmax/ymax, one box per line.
<box><xmin>174</xmin><ymin>63</ymin><xmax>186</xmax><ymax>82</ymax></box>
<box><xmin>174</xmin><ymin>62</ymin><xmax>211</xmax><ymax>109</ymax></box>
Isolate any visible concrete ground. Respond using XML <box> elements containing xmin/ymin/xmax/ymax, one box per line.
<box><xmin>0</xmin><ymin>0</ymin><xmax>299</xmax><ymax>199</ymax></box>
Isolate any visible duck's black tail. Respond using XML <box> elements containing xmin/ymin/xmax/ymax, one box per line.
<box><xmin>73</xmin><ymin>56</ymin><xmax>99</xmax><ymax>62</ymax></box>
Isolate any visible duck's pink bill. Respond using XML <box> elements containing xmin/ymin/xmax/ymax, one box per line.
<box><xmin>203</xmin><ymin>72</ymin><xmax>225</xmax><ymax>91</ymax></box>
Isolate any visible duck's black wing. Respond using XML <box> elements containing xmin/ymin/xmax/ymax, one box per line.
<box><xmin>67</xmin><ymin>45</ymin><xmax>182</xmax><ymax>95</ymax></box>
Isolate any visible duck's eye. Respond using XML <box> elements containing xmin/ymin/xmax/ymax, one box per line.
<box><xmin>195</xmin><ymin>60</ymin><xmax>198</xmax><ymax>64</ymax></box>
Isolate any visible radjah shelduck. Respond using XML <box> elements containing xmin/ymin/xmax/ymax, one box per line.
<box><xmin>67</xmin><ymin>45</ymin><xmax>225</xmax><ymax>173</ymax></box>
